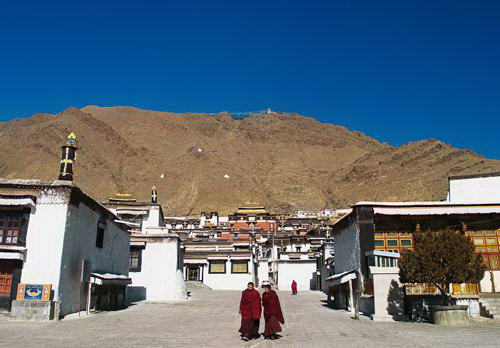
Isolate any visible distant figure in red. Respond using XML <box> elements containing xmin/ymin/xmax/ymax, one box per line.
<box><xmin>239</xmin><ymin>282</ymin><xmax>261</xmax><ymax>341</ymax></box>
<box><xmin>262</xmin><ymin>285</ymin><xmax>285</xmax><ymax>340</ymax></box>
<box><xmin>291</xmin><ymin>280</ymin><xmax>298</xmax><ymax>295</ymax></box>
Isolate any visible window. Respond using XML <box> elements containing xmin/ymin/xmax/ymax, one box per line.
<box><xmin>295</xmin><ymin>246</ymin><xmax>302</xmax><ymax>252</ymax></box>
<box><xmin>0</xmin><ymin>213</ymin><xmax>21</xmax><ymax>245</ymax></box>
<box><xmin>486</xmin><ymin>238</ymin><xmax>498</xmax><ymax>245</ymax></box>
<box><xmin>96</xmin><ymin>221</ymin><xmax>106</xmax><ymax>248</ymax></box>
<box><xmin>375</xmin><ymin>240</ymin><xmax>384</xmax><ymax>247</ymax></box>
<box><xmin>386</xmin><ymin>240</ymin><xmax>398</xmax><ymax>247</ymax></box>
<box><xmin>400</xmin><ymin>240</ymin><xmax>412</xmax><ymax>247</ymax></box>
<box><xmin>231</xmin><ymin>261</ymin><xmax>248</xmax><ymax>273</ymax></box>
<box><xmin>474</xmin><ymin>238</ymin><xmax>484</xmax><ymax>245</ymax></box>
<box><xmin>129</xmin><ymin>249</ymin><xmax>142</xmax><ymax>272</ymax></box>
<box><xmin>209</xmin><ymin>261</ymin><xmax>226</xmax><ymax>273</ymax></box>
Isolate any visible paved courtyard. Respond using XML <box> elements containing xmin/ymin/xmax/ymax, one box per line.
<box><xmin>1</xmin><ymin>288</ymin><xmax>500</xmax><ymax>347</ymax></box>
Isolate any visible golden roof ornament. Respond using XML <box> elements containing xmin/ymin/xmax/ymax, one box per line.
<box><xmin>66</xmin><ymin>132</ymin><xmax>77</xmax><ymax>147</ymax></box>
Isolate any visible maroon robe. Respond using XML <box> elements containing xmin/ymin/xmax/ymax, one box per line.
<box><xmin>291</xmin><ymin>281</ymin><xmax>297</xmax><ymax>294</ymax></box>
<box><xmin>262</xmin><ymin>290</ymin><xmax>285</xmax><ymax>337</ymax></box>
<box><xmin>239</xmin><ymin>289</ymin><xmax>262</xmax><ymax>338</ymax></box>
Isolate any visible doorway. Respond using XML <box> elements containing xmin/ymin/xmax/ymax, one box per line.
<box><xmin>187</xmin><ymin>266</ymin><xmax>201</xmax><ymax>281</ymax></box>
<box><xmin>0</xmin><ymin>259</ymin><xmax>23</xmax><ymax>309</ymax></box>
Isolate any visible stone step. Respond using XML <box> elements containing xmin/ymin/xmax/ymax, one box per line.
<box><xmin>479</xmin><ymin>301</ymin><xmax>500</xmax><ymax>307</ymax></box>
<box><xmin>479</xmin><ymin>299</ymin><xmax>500</xmax><ymax>303</ymax></box>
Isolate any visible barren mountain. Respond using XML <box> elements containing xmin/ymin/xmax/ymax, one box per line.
<box><xmin>1</xmin><ymin>106</ymin><xmax>499</xmax><ymax>215</ymax></box>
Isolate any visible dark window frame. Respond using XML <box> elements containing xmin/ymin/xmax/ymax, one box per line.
<box><xmin>386</xmin><ymin>239</ymin><xmax>398</xmax><ymax>247</ymax></box>
<box><xmin>129</xmin><ymin>248</ymin><xmax>142</xmax><ymax>272</ymax></box>
<box><xmin>208</xmin><ymin>260</ymin><xmax>226</xmax><ymax>274</ymax></box>
<box><xmin>96</xmin><ymin>221</ymin><xmax>106</xmax><ymax>248</ymax></box>
<box><xmin>231</xmin><ymin>260</ymin><xmax>249</xmax><ymax>274</ymax></box>
<box><xmin>0</xmin><ymin>212</ymin><xmax>24</xmax><ymax>246</ymax></box>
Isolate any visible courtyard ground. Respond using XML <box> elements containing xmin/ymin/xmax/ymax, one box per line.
<box><xmin>0</xmin><ymin>288</ymin><xmax>500</xmax><ymax>347</ymax></box>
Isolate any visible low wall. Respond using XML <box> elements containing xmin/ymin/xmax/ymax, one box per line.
<box><xmin>432</xmin><ymin>305</ymin><xmax>470</xmax><ymax>326</ymax></box>
<box><xmin>10</xmin><ymin>300</ymin><xmax>59</xmax><ymax>321</ymax></box>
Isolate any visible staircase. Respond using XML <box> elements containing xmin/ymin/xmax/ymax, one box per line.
<box><xmin>479</xmin><ymin>294</ymin><xmax>500</xmax><ymax>319</ymax></box>
<box><xmin>186</xmin><ymin>281</ymin><xmax>212</xmax><ymax>291</ymax></box>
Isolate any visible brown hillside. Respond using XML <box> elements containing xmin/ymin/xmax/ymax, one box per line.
<box><xmin>1</xmin><ymin>106</ymin><xmax>499</xmax><ymax>215</ymax></box>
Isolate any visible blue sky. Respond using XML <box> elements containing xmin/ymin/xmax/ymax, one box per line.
<box><xmin>1</xmin><ymin>1</ymin><xmax>499</xmax><ymax>158</ymax></box>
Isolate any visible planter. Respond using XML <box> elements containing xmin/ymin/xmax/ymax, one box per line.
<box><xmin>431</xmin><ymin>305</ymin><xmax>469</xmax><ymax>326</ymax></box>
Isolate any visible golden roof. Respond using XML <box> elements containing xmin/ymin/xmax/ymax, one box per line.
<box><xmin>107</xmin><ymin>193</ymin><xmax>137</xmax><ymax>202</ymax></box>
<box><xmin>237</xmin><ymin>202</ymin><xmax>267</xmax><ymax>214</ymax></box>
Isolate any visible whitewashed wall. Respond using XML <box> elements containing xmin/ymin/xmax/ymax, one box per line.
<box><xmin>58</xmin><ymin>198</ymin><xmax>130</xmax><ymax>316</ymax></box>
<box><xmin>141</xmin><ymin>206</ymin><xmax>162</xmax><ymax>233</ymax></box>
<box><xmin>257</xmin><ymin>261</ymin><xmax>269</xmax><ymax>285</ymax></box>
<box><xmin>202</xmin><ymin>260</ymin><xmax>254</xmax><ymax>290</ymax></box>
<box><xmin>448</xmin><ymin>176</ymin><xmax>500</xmax><ymax>203</ymax></box>
<box><xmin>129</xmin><ymin>241</ymin><xmax>182</xmax><ymax>301</ymax></box>
<box><xmin>276</xmin><ymin>261</ymin><xmax>316</xmax><ymax>291</ymax></box>
<box><xmin>20</xmin><ymin>188</ymin><xmax>69</xmax><ymax>304</ymax></box>
<box><xmin>479</xmin><ymin>270</ymin><xmax>500</xmax><ymax>293</ymax></box>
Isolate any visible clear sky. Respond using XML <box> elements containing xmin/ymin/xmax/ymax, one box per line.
<box><xmin>1</xmin><ymin>1</ymin><xmax>499</xmax><ymax>158</ymax></box>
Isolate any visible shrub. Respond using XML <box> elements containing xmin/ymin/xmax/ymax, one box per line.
<box><xmin>399</xmin><ymin>229</ymin><xmax>486</xmax><ymax>305</ymax></box>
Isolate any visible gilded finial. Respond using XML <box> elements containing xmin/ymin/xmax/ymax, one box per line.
<box><xmin>66</xmin><ymin>132</ymin><xmax>77</xmax><ymax>146</ymax></box>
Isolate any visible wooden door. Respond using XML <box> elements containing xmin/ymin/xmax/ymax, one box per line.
<box><xmin>0</xmin><ymin>273</ymin><xmax>13</xmax><ymax>297</ymax></box>
<box><xmin>0</xmin><ymin>260</ymin><xmax>22</xmax><ymax>299</ymax></box>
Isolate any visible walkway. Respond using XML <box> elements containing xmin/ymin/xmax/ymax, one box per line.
<box><xmin>0</xmin><ymin>289</ymin><xmax>499</xmax><ymax>347</ymax></box>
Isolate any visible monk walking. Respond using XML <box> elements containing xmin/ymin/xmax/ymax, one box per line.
<box><xmin>291</xmin><ymin>280</ymin><xmax>297</xmax><ymax>295</ymax></box>
<box><xmin>239</xmin><ymin>282</ymin><xmax>261</xmax><ymax>341</ymax></box>
<box><xmin>262</xmin><ymin>284</ymin><xmax>285</xmax><ymax>340</ymax></box>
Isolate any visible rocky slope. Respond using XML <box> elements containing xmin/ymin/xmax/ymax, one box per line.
<box><xmin>1</xmin><ymin>106</ymin><xmax>499</xmax><ymax>215</ymax></box>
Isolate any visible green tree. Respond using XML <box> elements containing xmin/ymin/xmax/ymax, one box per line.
<box><xmin>399</xmin><ymin>229</ymin><xmax>486</xmax><ymax>305</ymax></box>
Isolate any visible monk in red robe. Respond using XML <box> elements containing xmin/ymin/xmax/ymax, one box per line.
<box><xmin>291</xmin><ymin>280</ymin><xmax>298</xmax><ymax>295</ymax></box>
<box><xmin>262</xmin><ymin>285</ymin><xmax>285</xmax><ymax>340</ymax></box>
<box><xmin>239</xmin><ymin>282</ymin><xmax>261</xmax><ymax>341</ymax></box>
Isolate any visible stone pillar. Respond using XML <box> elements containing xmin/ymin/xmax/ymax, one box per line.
<box><xmin>370</xmin><ymin>266</ymin><xmax>405</xmax><ymax>322</ymax></box>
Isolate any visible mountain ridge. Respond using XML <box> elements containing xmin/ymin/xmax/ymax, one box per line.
<box><xmin>0</xmin><ymin>105</ymin><xmax>498</xmax><ymax>215</ymax></box>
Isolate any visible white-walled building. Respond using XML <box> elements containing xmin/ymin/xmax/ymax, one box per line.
<box><xmin>103</xmin><ymin>188</ymin><xmax>187</xmax><ymax>302</ymax></box>
<box><xmin>183</xmin><ymin>238</ymin><xmax>256</xmax><ymax>290</ymax></box>
<box><xmin>0</xmin><ymin>134</ymin><xmax>131</xmax><ymax>319</ymax></box>
<box><xmin>265</xmin><ymin>235</ymin><xmax>318</xmax><ymax>291</ymax></box>
<box><xmin>447</xmin><ymin>172</ymin><xmax>500</xmax><ymax>203</ymax></box>
<box><xmin>128</xmin><ymin>229</ymin><xmax>186</xmax><ymax>301</ymax></box>
<box><xmin>0</xmin><ymin>179</ymin><xmax>131</xmax><ymax>317</ymax></box>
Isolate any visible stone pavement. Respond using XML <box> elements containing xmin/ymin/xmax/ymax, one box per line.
<box><xmin>0</xmin><ymin>288</ymin><xmax>500</xmax><ymax>347</ymax></box>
